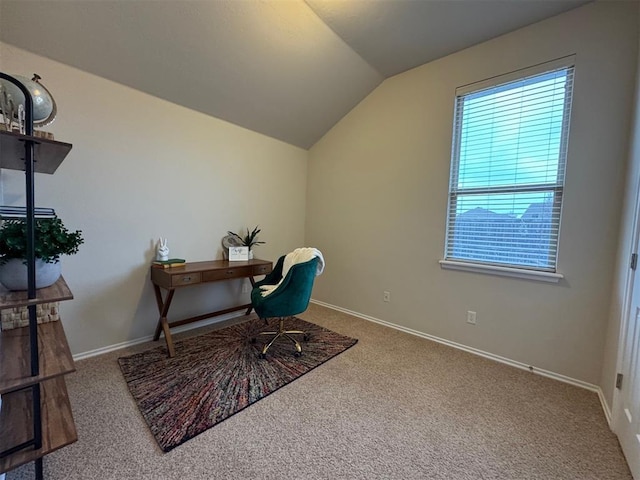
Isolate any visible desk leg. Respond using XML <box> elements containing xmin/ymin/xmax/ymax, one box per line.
<box><xmin>153</xmin><ymin>285</ymin><xmax>176</xmax><ymax>357</ymax></box>
<box><xmin>245</xmin><ymin>276</ymin><xmax>258</xmax><ymax>315</ymax></box>
<box><xmin>160</xmin><ymin>317</ymin><xmax>175</xmax><ymax>358</ymax></box>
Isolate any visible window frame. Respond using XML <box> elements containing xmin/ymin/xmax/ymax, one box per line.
<box><xmin>441</xmin><ymin>57</ymin><xmax>575</xmax><ymax>283</ymax></box>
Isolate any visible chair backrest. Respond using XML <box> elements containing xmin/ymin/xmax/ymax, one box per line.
<box><xmin>251</xmin><ymin>256</ymin><xmax>319</xmax><ymax>319</ymax></box>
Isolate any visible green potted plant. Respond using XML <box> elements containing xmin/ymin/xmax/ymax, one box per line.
<box><xmin>0</xmin><ymin>215</ymin><xmax>84</xmax><ymax>290</ymax></box>
<box><xmin>227</xmin><ymin>225</ymin><xmax>265</xmax><ymax>259</ymax></box>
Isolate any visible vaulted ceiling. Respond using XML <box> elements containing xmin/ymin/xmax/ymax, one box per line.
<box><xmin>0</xmin><ymin>0</ymin><xmax>590</xmax><ymax>149</ymax></box>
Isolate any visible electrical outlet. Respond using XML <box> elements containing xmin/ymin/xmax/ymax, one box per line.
<box><xmin>383</xmin><ymin>291</ymin><xmax>391</xmax><ymax>302</ymax></box>
<box><xmin>242</xmin><ymin>281</ymin><xmax>251</xmax><ymax>294</ymax></box>
<box><xmin>467</xmin><ymin>311</ymin><xmax>477</xmax><ymax>325</ymax></box>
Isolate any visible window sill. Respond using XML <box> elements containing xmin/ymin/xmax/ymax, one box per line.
<box><xmin>439</xmin><ymin>260</ymin><xmax>563</xmax><ymax>283</ymax></box>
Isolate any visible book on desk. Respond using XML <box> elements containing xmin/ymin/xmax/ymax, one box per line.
<box><xmin>152</xmin><ymin>258</ymin><xmax>186</xmax><ymax>269</ymax></box>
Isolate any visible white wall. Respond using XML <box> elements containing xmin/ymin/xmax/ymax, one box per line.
<box><xmin>602</xmin><ymin>8</ymin><xmax>640</xmax><ymax>415</ymax></box>
<box><xmin>306</xmin><ymin>1</ymin><xmax>638</xmax><ymax>385</ymax></box>
<box><xmin>0</xmin><ymin>43</ymin><xmax>308</xmax><ymax>355</ymax></box>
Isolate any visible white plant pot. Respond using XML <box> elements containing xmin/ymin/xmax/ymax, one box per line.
<box><xmin>0</xmin><ymin>258</ymin><xmax>62</xmax><ymax>291</ymax></box>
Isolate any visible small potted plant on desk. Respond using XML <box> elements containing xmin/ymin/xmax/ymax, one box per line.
<box><xmin>0</xmin><ymin>215</ymin><xmax>84</xmax><ymax>290</ymax></box>
<box><xmin>227</xmin><ymin>225</ymin><xmax>265</xmax><ymax>259</ymax></box>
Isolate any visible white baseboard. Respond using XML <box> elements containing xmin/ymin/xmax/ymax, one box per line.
<box><xmin>598</xmin><ymin>388</ymin><xmax>613</xmax><ymax>426</ymax></box>
<box><xmin>72</xmin><ymin>310</ymin><xmax>247</xmax><ymax>361</ymax></box>
<box><xmin>310</xmin><ymin>299</ymin><xmax>612</xmax><ymax>425</ymax></box>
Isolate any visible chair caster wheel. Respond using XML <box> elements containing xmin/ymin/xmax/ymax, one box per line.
<box><xmin>250</xmin><ymin>337</ymin><xmax>256</xmax><ymax>344</ymax></box>
<box><xmin>259</xmin><ymin>352</ymin><xmax>267</xmax><ymax>359</ymax></box>
<box><xmin>294</xmin><ymin>351</ymin><xmax>302</xmax><ymax>357</ymax></box>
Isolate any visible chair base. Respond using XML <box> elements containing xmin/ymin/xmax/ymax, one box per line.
<box><xmin>256</xmin><ymin>316</ymin><xmax>309</xmax><ymax>357</ymax></box>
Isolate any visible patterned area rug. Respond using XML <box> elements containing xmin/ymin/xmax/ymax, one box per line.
<box><xmin>118</xmin><ymin>317</ymin><xmax>357</xmax><ymax>452</ymax></box>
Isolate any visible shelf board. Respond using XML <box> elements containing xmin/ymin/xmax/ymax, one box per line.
<box><xmin>0</xmin><ymin>130</ymin><xmax>72</xmax><ymax>174</ymax></box>
<box><xmin>0</xmin><ymin>377</ymin><xmax>78</xmax><ymax>474</ymax></box>
<box><xmin>0</xmin><ymin>276</ymin><xmax>73</xmax><ymax>310</ymax></box>
<box><xmin>0</xmin><ymin>320</ymin><xmax>76</xmax><ymax>395</ymax></box>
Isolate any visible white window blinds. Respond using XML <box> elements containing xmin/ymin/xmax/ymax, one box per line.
<box><xmin>445</xmin><ymin>60</ymin><xmax>574</xmax><ymax>272</ymax></box>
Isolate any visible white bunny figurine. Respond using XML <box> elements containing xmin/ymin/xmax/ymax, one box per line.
<box><xmin>157</xmin><ymin>237</ymin><xmax>169</xmax><ymax>261</ymax></box>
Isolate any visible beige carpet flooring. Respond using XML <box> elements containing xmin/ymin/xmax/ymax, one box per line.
<box><xmin>7</xmin><ymin>304</ymin><xmax>632</xmax><ymax>479</ymax></box>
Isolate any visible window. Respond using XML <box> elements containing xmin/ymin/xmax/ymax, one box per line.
<box><xmin>444</xmin><ymin>59</ymin><xmax>574</xmax><ymax>276</ymax></box>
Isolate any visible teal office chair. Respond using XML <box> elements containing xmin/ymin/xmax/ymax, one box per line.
<box><xmin>251</xmin><ymin>255</ymin><xmax>319</xmax><ymax>358</ymax></box>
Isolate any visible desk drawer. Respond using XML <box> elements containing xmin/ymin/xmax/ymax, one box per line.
<box><xmin>252</xmin><ymin>264</ymin><xmax>272</xmax><ymax>276</ymax></box>
<box><xmin>171</xmin><ymin>272</ymin><xmax>201</xmax><ymax>287</ymax></box>
<box><xmin>202</xmin><ymin>267</ymin><xmax>248</xmax><ymax>282</ymax></box>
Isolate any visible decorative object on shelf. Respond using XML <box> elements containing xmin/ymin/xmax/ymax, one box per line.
<box><xmin>0</xmin><ymin>73</ymin><xmax>57</xmax><ymax>131</ymax></box>
<box><xmin>17</xmin><ymin>104</ymin><xmax>25</xmax><ymax>134</ymax></box>
<box><xmin>0</xmin><ymin>88</ymin><xmax>14</xmax><ymax>132</ymax></box>
<box><xmin>221</xmin><ymin>234</ymin><xmax>241</xmax><ymax>260</ymax></box>
<box><xmin>0</xmin><ymin>258</ymin><xmax>61</xmax><ymax>291</ymax></box>
<box><xmin>0</xmin><ymin>215</ymin><xmax>84</xmax><ymax>290</ymax></box>
<box><xmin>33</xmin><ymin>130</ymin><xmax>55</xmax><ymax>140</ymax></box>
<box><xmin>229</xmin><ymin>246</ymin><xmax>249</xmax><ymax>261</ymax></box>
<box><xmin>226</xmin><ymin>225</ymin><xmax>265</xmax><ymax>260</ymax></box>
<box><xmin>156</xmin><ymin>237</ymin><xmax>169</xmax><ymax>261</ymax></box>
<box><xmin>1</xmin><ymin>301</ymin><xmax>59</xmax><ymax>331</ymax></box>
<box><xmin>0</xmin><ymin>205</ymin><xmax>56</xmax><ymax>219</ymax></box>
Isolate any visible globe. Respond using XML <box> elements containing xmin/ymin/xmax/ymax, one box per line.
<box><xmin>0</xmin><ymin>74</ymin><xmax>56</xmax><ymax>127</ymax></box>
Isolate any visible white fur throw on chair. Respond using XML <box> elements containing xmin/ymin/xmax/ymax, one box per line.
<box><xmin>259</xmin><ymin>247</ymin><xmax>324</xmax><ymax>297</ymax></box>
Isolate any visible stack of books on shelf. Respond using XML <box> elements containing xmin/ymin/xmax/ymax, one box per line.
<box><xmin>0</xmin><ymin>206</ymin><xmax>56</xmax><ymax>219</ymax></box>
<box><xmin>152</xmin><ymin>258</ymin><xmax>186</xmax><ymax>269</ymax></box>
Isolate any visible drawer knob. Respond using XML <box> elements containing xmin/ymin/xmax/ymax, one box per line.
<box><xmin>182</xmin><ymin>276</ymin><xmax>191</xmax><ymax>282</ymax></box>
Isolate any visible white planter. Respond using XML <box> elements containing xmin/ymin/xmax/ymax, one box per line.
<box><xmin>0</xmin><ymin>258</ymin><xmax>62</xmax><ymax>291</ymax></box>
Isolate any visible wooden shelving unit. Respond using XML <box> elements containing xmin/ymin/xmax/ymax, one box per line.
<box><xmin>0</xmin><ymin>77</ymin><xmax>77</xmax><ymax>480</ymax></box>
<box><xmin>0</xmin><ymin>130</ymin><xmax>71</xmax><ymax>175</ymax></box>
<box><xmin>0</xmin><ymin>377</ymin><xmax>76</xmax><ymax>473</ymax></box>
<box><xmin>0</xmin><ymin>279</ymin><xmax>75</xmax><ymax>394</ymax></box>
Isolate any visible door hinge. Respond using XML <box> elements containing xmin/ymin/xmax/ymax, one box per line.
<box><xmin>616</xmin><ymin>373</ymin><xmax>624</xmax><ymax>389</ymax></box>
<box><xmin>632</xmin><ymin>253</ymin><xmax>638</xmax><ymax>271</ymax></box>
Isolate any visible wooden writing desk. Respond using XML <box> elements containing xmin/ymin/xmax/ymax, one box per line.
<box><xmin>150</xmin><ymin>259</ymin><xmax>272</xmax><ymax>357</ymax></box>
